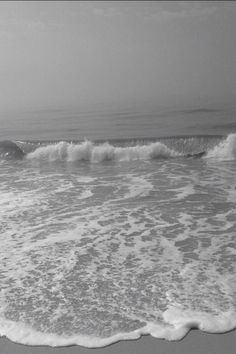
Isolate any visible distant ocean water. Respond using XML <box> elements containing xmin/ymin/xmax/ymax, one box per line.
<box><xmin>0</xmin><ymin>105</ymin><xmax>235</xmax><ymax>347</ymax></box>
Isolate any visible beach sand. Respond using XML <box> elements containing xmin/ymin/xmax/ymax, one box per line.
<box><xmin>0</xmin><ymin>329</ymin><xmax>235</xmax><ymax>354</ymax></box>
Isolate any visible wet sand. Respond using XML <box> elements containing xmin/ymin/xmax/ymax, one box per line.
<box><xmin>1</xmin><ymin>329</ymin><xmax>235</xmax><ymax>354</ymax></box>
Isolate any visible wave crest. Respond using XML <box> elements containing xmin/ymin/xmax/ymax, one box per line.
<box><xmin>26</xmin><ymin>140</ymin><xmax>179</xmax><ymax>163</ymax></box>
<box><xmin>206</xmin><ymin>134</ymin><xmax>236</xmax><ymax>160</ymax></box>
<box><xmin>2</xmin><ymin>134</ymin><xmax>235</xmax><ymax>163</ymax></box>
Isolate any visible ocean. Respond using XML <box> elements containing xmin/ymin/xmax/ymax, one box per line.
<box><xmin>0</xmin><ymin>104</ymin><xmax>235</xmax><ymax>347</ymax></box>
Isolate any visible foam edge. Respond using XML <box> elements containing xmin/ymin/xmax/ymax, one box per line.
<box><xmin>0</xmin><ymin>307</ymin><xmax>236</xmax><ymax>348</ymax></box>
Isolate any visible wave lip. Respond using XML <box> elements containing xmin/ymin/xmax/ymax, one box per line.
<box><xmin>26</xmin><ymin>140</ymin><xmax>179</xmax><ymax>163</ymax></box>
<box><xmin>206</xmin><ymin>133</ymin><xmax>236</xmax><ymax>160</ymax></box>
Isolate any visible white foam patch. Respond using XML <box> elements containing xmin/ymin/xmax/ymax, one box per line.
<box><xmin>78</xmin><ymin>189</ymin><xmax>93</xmax><ymax>199</ymax></box>
<box><xmin>169</xmin><ymin>184</ymin><xmax>195</xmax><ymax>201</ymax></box>
<box><xmin>115</xmin><ymin>174</ymin><xmax>154</xmax><ymax>200</ymax></box>
<box><xmin>0</xmin><ymin>191</ymin><xmax>40</xmax><ymax>211</ymax></box>
<box><xmin>227</xmin><ymin>188</ymin><xmax>236</xmax><ymax>203</ymax></box>
<box><xmin>76</xmin><ymin>176</ymin><xmax>97</xmax><ymax>183</ymax></box>
<box><xmin>162</xmin><ymin>306</ymin><xmax>236</xmax><ymax>336</ymax></box>
<box><xmin>159</xmin><ymin>237</ymin><xmax>183</xmax><ymax>263</ymax></box>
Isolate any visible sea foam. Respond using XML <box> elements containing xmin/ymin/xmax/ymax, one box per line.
<box><xmin>0</xmin><ymin>307</ymin><xmax>235</xmax><ymax>347</ymax></box>
<box><xmin>1</xmin><ymin>133</ymin><xmax>236</xmax><ymax>348</ymax></box>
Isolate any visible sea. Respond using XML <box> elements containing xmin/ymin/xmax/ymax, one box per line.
<box><xmin>0</xmin><ymin>103</ymin><xmax>235</xmax><ymax>347</ymax></box>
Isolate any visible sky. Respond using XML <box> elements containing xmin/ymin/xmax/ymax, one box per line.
<box><xmin>0</xmin><ymin>1</ymin><xmax>236</xmax><ymax>113</ymax></box>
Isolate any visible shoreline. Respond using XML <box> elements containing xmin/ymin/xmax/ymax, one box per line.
<box><xmin>1</xmin><ymin>329</ymin><xmax>236</xmax><ymax>354</ymax></box>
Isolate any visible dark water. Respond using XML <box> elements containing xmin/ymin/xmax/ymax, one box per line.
<box><xmin>1</xmin><ymin>103</ymin><xmax>236</xmax><ymax>140</ymax></box>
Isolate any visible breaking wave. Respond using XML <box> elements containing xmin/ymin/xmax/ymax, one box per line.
<box><xmin>1</xmin><ymin>134</ymin><xmax>236</xmax><ymax>162</ymax></box>
<box><xmin>24</xmin><ymin>134</ymin><xmax>236</xmax><ymax>162</ymax></box>
<box><xmin>26</xmin><ymin>140</ymin><xmax>179</xmax><ymax>162</ymax></box>
<box><xmin>205</xmin><ymin>133</ymin><xmax>236</xmax><ymax>160</ymax></box>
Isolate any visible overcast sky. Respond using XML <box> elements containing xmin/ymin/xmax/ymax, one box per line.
<box><xmin>0</xmin><ymin>1</ymin><xmax>236</xmax><ymax>112</ymax></box>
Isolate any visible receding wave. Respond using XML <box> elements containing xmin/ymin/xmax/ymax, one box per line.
<box><xmin>1</xmin><ymin>309</ymin><xmax>236</xmax><ymax>347</ymax></box>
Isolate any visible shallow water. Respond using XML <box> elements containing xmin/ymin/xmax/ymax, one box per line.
<box><xmin>0</xmin><ymin>106</ymin><xmax>236</xmax><ymax>347</ymax></box>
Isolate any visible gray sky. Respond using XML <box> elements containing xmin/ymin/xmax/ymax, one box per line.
<box><xmin>0</xmin><ymin>1</ymin><xmax>236</xmax><ymax>112</ymax></box>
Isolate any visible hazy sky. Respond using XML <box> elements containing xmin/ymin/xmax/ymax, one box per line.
<box><xmin>0</xmin><ymin>1</ymin><xmax>236</xmax><ymax>112</ymax></box>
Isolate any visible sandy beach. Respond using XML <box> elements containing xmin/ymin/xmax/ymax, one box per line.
<box><xmin>1</xmin><ymin>329</ymin><xmax>236</xmax><ymax>354</ymax></box>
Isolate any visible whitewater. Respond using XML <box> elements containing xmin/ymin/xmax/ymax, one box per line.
<box><xmin>0</xmin><ymin>133</ymin><xmax>235</xmax><ymax>347</ymax></box>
